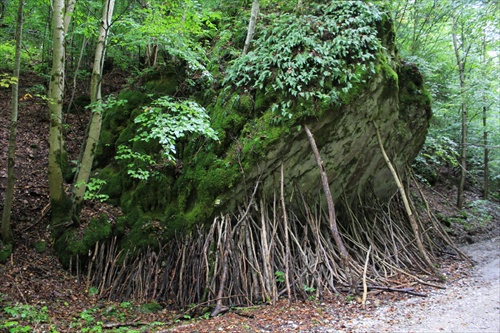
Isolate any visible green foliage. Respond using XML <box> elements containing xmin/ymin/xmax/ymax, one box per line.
<box><xmin>275</xmin><ymin>271</ymin><xmax>285</xmax><ymax>283</ymax></box>
<box><xmin>413</xmin><ymin>136</ymin><xmax>459</xmax><ymax>184</ymax></box>
<box><xmin>109</xmin><ymin>0</ymin><xmax>212</xmax><ymax>73</ymax></box>
<box><xmin>84</xmin><ymin>178</ymin><xmax>109</xmax><ymax>202</ymax></box>
<box><xmin>467</xmin><ymin>200</ymin><xmax>497</xmax><ymax>226</ymax></box>
<box><xmin>0</xmin><ymin>242</ymin><xmax>12</xmax><ymax>263</ymax></box>
<box><xmin>116</xmin><ymin>95</ymin><xmax>218</xmax><ymax>180</ymax></box>
<box><xmin>0</xmin><ymin>42</ymin><xmax>30</xmax><ymax>71</ymax></box>
<box><xmin>87</xmin><ymin>286</ymin><xmax>99</xmax><ymax>296</ymax></box>
<box><xmin>392</xmin><ymin>0</ymin><xmax>500</xmax><ymax>195</ymax></box>
<box><xmin>0</xmin><ymin>73</ymin><xmax>18</xmax><ymax>88</ymax></box>
<box><xmin>87</xmin><ymin>94</ymin><xmax>127</xmax><ymax>115</ymax></box>
<box><xmin>1</xmin><ymin>303</ymin><xmax>49</xmax><ymax>332</ymax></box>
<box><xmin>224</xmin><ymin>1</ymin><xmax>381</xmax><ymax>119</ymax></box>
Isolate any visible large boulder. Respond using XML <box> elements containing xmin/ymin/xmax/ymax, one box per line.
<box><xmin>234</xmin><ymin>62</ymin><xmax>431</xmax><ymax>207</ymax></box>
<box><xmin>95</xmin><ymin>2</ymin><xmax>431</xmax><ymax>242</ymax></box>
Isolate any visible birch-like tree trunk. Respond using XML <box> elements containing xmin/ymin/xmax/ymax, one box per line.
<box><xmin>452</xmin><ymin>12</ymin><xmax>468</xmax><ymax>209</ymax></box>
<box><xmin>47</xmin><ymin>0</ymin><xmax>75</xmax><ymax>225</ymax></box>
<box><xmin>72</xmin><ymin>0</ymin><xmax>115</xmax><ymax>215</ymax></box>
<box><xmin>1</xmin><ymin>0</ymin><xmax>24</xmax><ymax>244</ymax></box>
<box><xmin>242</xmin><ymin>0</ymin><xmax>259</xmax><ymax>55</ymax></box>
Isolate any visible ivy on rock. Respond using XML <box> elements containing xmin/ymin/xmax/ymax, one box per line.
<box><xmin>224</xmin><ymin>1</ymin><xmax>382</xmax><ymax>119</ymax></box>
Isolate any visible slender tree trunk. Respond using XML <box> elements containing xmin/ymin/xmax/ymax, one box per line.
<box><xmin>47</xmin><ymin>0</ymin><xmax>75</xmax><ymax>226</ymax></box>
<box><xmin>481</xmin><ymin>33</ymin><xmax>489</xmax><ymax>200</ymax></box>
<box><xmin>0</xmin><ymin>0</ymin><xmax>7</xmax><ymax>23</ymax></box>
<box><xmin>452</xmin><ymin>13</ymin><xmax>467</xmax><ymax>209</ymax></box>
<box><xmin>242</xmin><ymin>0</ymin><xmax>259</xmax><ymax>55</ymax></box>
<box><xmin>72</xmin><ymin>0</ymin><xmax>115</xmax><ymax>216</ymax></box>
<box><xmin>483</xmin><ymin>105</ymin><xmax>489</xmax><ymax>200</ymax></box>
<box><xmin>1</xmin><ymin>0</ymin><xmax>24</xmax><ymax>245</ymax></box>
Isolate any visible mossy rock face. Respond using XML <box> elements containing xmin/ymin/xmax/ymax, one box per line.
<box><xmin>54</xmin><ymin>215</ymin><xmax>112</xmax><ymax>267</ymax></box>
<box><xmin>96</xmin><ymin>90</ymin><xmax>149</xmax><ymax>167</ymax></box>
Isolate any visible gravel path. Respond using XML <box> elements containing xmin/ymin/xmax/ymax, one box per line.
<box><xmin>344</xmin><ymin>237</ymin><xmax>500</xmax><ymax>333</ymax></box>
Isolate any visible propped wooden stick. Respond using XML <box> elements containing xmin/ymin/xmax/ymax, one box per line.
<box><xmin>362</xmin><ymin>245</ymin><xmax>372</xmax><ymax>308</ymax></box>
<box><xmin>373</xmin><ymin>122</ymin><xmax>441</xmax><ymax>278</ymax></box>
<box><xmin>304</xmin><ymin>124</ymin><xmax>356</xmax><ymax>291</ymax></box>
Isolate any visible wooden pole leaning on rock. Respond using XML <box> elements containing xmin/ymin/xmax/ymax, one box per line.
<box><xmin>373</xmin><ymin>122</ymin><xmax>442</xmax><ymax>278</ymax></box>
<box><xmin>304</xmin><ymin>124</ymin><xmax>356</xmax><ymax>292</ymax></box>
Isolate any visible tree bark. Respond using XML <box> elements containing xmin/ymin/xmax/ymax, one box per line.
<box><xmin>47</xmin><ymin>0</ymin><xmax>75</xmax><ymax>226</ymax></box>
<box><xmin>481</xmin><ymin>32</ymin><xmax>489</xmax><ymax>200</ymax></box>
<box><xmin>452</xmin><ymin>12</ymin><xmax>467</xmax><ymax>209</ymax></box>
<box><xmin>72</xmin><ymin>0</ymin><xmax>115</xmax><ymax>215</ymax></box>
<box><xmin>1</xmin><ymin>0</ymin><xmax>24</xmax><ymax>244</ymax></box>
<box><xmin>242</xmin><ymin>0</ymin><xmax>259</xmax><ymax>55</ymax></box>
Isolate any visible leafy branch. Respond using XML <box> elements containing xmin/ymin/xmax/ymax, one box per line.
<box><xmin>116</xmin><ymin>96</ymin><xmax>218</xmax><ymax>180</ymax></box>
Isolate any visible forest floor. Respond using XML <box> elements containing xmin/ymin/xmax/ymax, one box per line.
<box><xmin>1</xmin><ymin>72</ymin><xmax>499</xmax><ymax>332</ymax></box>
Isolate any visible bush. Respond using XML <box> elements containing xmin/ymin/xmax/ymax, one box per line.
<box><xmin>0</xmin><ymin>41</ymin><xmax>31</xmax><ymax>72</ymax></box>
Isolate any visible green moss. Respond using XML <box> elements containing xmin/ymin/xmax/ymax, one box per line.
<box><xmin>120</xmin><ymin>189</ymin><xmax>136</xmax><ymax>213</ymax></box>
<box><xmin>138</xmin><ymin>302</ymin><xmax>162</xmax><ymax>314</ymax></box>
<box><xmin>379</xmin><ymin>60</ymin><xmax>398</xmax><ymax>85</ymax></box>
<box><xmin>120</xmin><ymin>214</ymin><xmax>160</xmax><ymax>252</ymax></box>
<box><xmin>254</xmin><ymin>89</ymin><xmax>274</xmax><ymax>113</ymax></box>
<box><xmin>96</xmin><ymin>166</ymin><xmax>124</xmax><ymax>203</ymax></box>
<box><xmin>33</xmin><ymin>240</ymin><xmax>47</xmax><ymax>253</ymax></box>
<box><xmin>144</xmin><ymin>77</ymin><xmax>179</xmax><ymax>95</ymax></box>
<box><xmin>238</xmin><ymin>93</ymin><xmax>254</xmax><ymax>113</ymax></box>
<box><xmin>398</xmin><ymin>61</ymin><xmax>432</xmax><ymax>120</ymax></box>
<box><xmin>133</xmin><ymin>176</ymin><xmax>172</xmax><ymax>213</ymax></box>
<box><xmin>53</xmin><ymin>214</ymin><xmax>112</xmax><ymax>267</ymax></box>
<box><xmin>83</xmin><ymin>215</ymin><xmax>112</xmax><ymax>248</ymax></box>
<box><xmin>53</xmin><ymin>229</ymin><xmax>85</xmax><ymax>268</ymax></box>
<box><xmin>0</xmin><ymin>243</ymin><xmax>12</xmax><ymax>264</ymax></box>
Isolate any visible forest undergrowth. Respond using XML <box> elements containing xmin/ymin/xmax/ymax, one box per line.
<box><xmin>1</xmin><ymin>72</ymin><xmax>499</xmax><ymax>332</ymax></box>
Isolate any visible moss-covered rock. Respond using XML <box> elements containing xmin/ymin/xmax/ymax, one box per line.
<box><xmin>54</xmin><ymin>214</ymin><xmax>112</xmax><ymax>267</ymax></box>
<box><xmin>82</xmin><ymin>1</ymin><xmax>431</xmax><ymax>257</ymax></box>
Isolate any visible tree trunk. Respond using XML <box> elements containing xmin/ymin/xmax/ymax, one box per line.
<box><xmin>72</xmin><ymin>0</ymin><xmax>115</xmax><ymax>216</ymax></box>
<box><xmin>1</xmin><ymin>0</ymin><xmax>24</xmax><ymax>245</ymax></box>
<box><xmin>481</xmin><ymin>33</ymin><xmax>489</xmax><ymax>200</ymax></box>
<box><xmin>452</xmin><ymin>13</ymin><xmax>467</xmax><ymax>209</ymax></box>
<box><xmin>242</xmin><ymin>0</ymin><xmax>259</xmax><ymax>55</ymax></box>
<box><xmin>47</xmin><ymin>0</ymin><xmax>75</xmax><ymax>226</ymax></box>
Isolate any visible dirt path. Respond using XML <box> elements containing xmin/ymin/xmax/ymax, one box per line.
<box><xmin>342</xmin><ymin>237</ymin><xmax>500</xmax><ymax>333</ymax></box>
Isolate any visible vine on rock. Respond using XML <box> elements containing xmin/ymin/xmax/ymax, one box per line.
<box><xmin>224</xmin><ymin>1</ymin><xmax>381</xmax><ymax>118</ymax></box>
